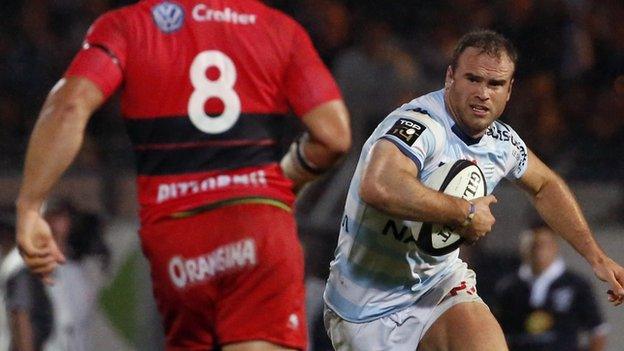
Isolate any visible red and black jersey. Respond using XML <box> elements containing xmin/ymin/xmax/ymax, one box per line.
<box><xmin>65</xmin><ymin>0</ymin><xmax>341</xmax><ymax>223</ymax></box>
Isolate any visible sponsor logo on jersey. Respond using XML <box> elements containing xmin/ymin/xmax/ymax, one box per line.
<box><xmin>168</xmin><ymin>238</ymin><xmax>257</xmax><ymax>288</ymax></box>
<box><xmin>486</xmin><ymin>125</ymin><xmax>528</xmax><ymax>169</ymax></box>
<box><xmin>385</xmin><ymin>118</ymin><xmax>427</xmax><ymax>146</ymax></box>
<box><xmin>156</xmin><ymin>170</ymin><xmax>268</xmax><ymax>203</ymax></box>
<box><xmin>152</xmin><ymin>1</ymin><xmax>185</xmax><ymax>33</ymax></box>
<box><xmin>381</xmin><ymin>219</ymin><xmax>416</xmax><ymax>244</ymax></box>
<box><xmin>192</xmin><ymin>4</ymin><xmax>257</xmax><ymax>25</ymax></box>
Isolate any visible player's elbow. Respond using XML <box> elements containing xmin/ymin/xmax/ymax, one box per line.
<box><xmin>304</xmin><ymin>100</ymin><xmax>352</xmax><ymax>157</ymax></box>
<box><xmin>326</xmin><ymin>124</ymin><xmax>351</xmax><ymax>157</ymax></box>
<box><xmin>42</xmin><ymin>101</ymin><xmax>90</xmax><ymax>130</ymax></box>
<box><xmin>359</xmin><ymin>173</ymin><xmax>390</xmax><ymax>209</ymax></box>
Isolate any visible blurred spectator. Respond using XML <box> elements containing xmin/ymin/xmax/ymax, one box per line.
<box><xmin>0</xmin><ymin>207</ymin><xmax>27</xmax><ymax>351</ymax></box>
<box><xmin>4</xmin><ymin>199</ymin><xmax>109</xmax><ymax>351</ymax></box>
<box><xmin>2</xmin><ymin>206</ymin><xmax>53</xmax><ymax>351</ymax></box>
<box><xmin>40</xmin><ymin>199</ymin><xmax>110</xmax><ymax>351</ymax></box>
<box><xmin>494</xmin><ymin>224</ymin><xmax>609</xmax><ymax>351</ymax></box>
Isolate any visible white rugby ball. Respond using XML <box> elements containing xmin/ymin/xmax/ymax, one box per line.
<box><xmin>412</xmin><ymin>159</ymin><xmax>487</xmax><ymax>256</ymax></box>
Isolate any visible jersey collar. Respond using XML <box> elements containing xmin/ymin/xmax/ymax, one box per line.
<box><xmin>451</xmin><ymin>124</ymin><xmax>482</xmax><ymax>146</ymax></box>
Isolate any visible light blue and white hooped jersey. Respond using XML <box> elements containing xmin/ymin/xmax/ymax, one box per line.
<box><xmin>324</xmin><ymin>89</ymin><xmax>529</xmax><ymax>322</ymax></box>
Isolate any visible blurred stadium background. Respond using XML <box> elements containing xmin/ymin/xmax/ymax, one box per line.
<box><xmin>0</xmin><ymin>0</ymin><xmax>623</xmax><ymax>350</ymax></box>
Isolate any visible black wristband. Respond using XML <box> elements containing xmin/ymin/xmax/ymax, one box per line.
<box><xmin>295</xmin><ymin>134</ymin><xmax>324</xmax><ymax>175</ymax></box>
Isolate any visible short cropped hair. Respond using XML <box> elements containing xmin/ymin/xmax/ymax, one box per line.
<box><xmin>451</xmin><ymin>29</ymin><xmax>518</xmax><ymax>71</ymax></box>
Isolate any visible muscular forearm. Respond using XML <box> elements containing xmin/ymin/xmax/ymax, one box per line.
<box><xmin>17</xmin><ymin>103</ymin><xmax>89</xmax><ymax>210</ymax></box>
<box><xmin>361</xmin><ymin>167</ymin><xmax>469</xmax><ymax>226</ymax></box>
<box><xmin>16</xmin><ymin>77</ymin><xmax>102</xmax><ymax>211</ymax></box>
<box><xmin>532</xmin><ymin>176</ymin><xmax>605</xmax><ymax>264</ymax></box>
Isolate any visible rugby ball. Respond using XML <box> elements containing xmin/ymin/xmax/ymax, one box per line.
<box><xmin>412</xmin><ymin>160</ymin><xmax>487</xmax><ymax>256</ymax></box>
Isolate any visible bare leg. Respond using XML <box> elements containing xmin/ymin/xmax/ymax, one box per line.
<box><xmin>223</xmin><ymin>340</ymin><xmax>298</xmax><ymax>351</ymax></box>
<box><xmin>418</xmin><ymin>302</ymin><xmax>508</xmax><ymax>351</ymax></box>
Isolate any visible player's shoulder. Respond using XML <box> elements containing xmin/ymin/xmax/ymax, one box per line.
<box><xmin>387</xmin><ymin>104</ymin><xmax>445</xmax><ymax>136</ymax></box>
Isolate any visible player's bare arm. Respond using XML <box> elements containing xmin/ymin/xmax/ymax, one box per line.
<box><xmin>281</xmin><ymin>99</ymin><xmax>351</xmax><ymax>189</ymax></box>
<box><xmin>15</xmin><ymin>76</ymin><xmax>104</xmax><ymax>284</ymax></box>
<box><xmin>358</xmin><ymin>139</ymin><xmax>496</xmax><ymax>242</ymax></box>
<box><xmin>516</xmin><ymin>148</ymin><xmax>624</xmax><ymax>305</ymax></box>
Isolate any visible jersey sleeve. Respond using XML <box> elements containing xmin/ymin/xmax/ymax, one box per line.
<box><xmin>65</xmin><ymin>10</ymin><xmax>127</xmax><ymax>99</ymax></box>
<box><xmin>283</xmin><ymin>21</ymin><xmax>342</xmax><ymax>117</ymax></box>
<box><xmin>503</xmin><ymin>125</ymin><xmax>529</xmax><ymax>180</ymax></box>
<box><xmin>377</xmin><ymin>110</ymin><xmax>444</xmax><ymax>170</ymax></box>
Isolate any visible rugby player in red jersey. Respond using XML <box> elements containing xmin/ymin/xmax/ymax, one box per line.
<box><xmin>14</xmin><ymin>1</ymin><xmax>351</xmax><ymax>350</ymax></box>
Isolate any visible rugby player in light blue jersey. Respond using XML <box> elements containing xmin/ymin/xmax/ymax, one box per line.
<box><xmin>323</xmin><ymin>30</ymin><xmax>624</xmax><ymax>351</ymax></box>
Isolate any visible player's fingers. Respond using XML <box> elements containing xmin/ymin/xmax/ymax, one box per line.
<box><xmin>488</xmin><ymin>195</ymin><xmax>498</xmax><ymax>204</ymax></box>
<box><xmin>48</xmin><ymin>238</ymin><xmax>66</xmax><ymax>264</ymax></box>
<box><xmin>609</xmin><ymin>272</ymin><xmax>624</xmax><ymax>295</ymax></box>
<box><xmin>31</xmin><ymin>262</ymin><xmax>58</xmax><ymax>275</ymax></box>
<box><xmin>614</xmin><ymin>270</ymin><xmax>624</xmax><ymax>296</ymax></box>
<box><xmin>606</xmin><ymin>272</ymin><xmax>624</xmax><ymax>299</ymax></box>
<box><xmin>609</xmin><ymin>290</ymin><xmax>624</xmax><ymax>306</ymax></box>
<box><xmin>22</xmin><ymin>254</ymin><xmax>57</xmax><ymax>269</ymax></box>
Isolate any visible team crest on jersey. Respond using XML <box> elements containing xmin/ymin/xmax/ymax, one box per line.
<box><xmin>385</xmin><ymin>118</ymin><xmax>426</xmax><ymax>146</ymax></box>
<box><xmin>152</xmin><ymin>1</ymin><xmax>185</xmax><ymax>33</ymax></box>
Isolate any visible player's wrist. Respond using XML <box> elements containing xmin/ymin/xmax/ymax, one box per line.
<box><xmin>15</xmin><ymin>196</ymin><xmax>44</xmax><ymax>214</ymax></box>
<box><xmin>280</xmin><ymin>134</ymin><xmax>324</xmax><ymax>188</ymax></box>
<box><xmin>460</xmin><ymin>201</ymin><xmax>475</xmax><ymax>227</ymax></box>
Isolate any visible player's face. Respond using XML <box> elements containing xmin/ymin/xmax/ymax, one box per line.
<box><xmin>444</xmin><ymin>47</ymin><xmax>515</xmax><ymax>138</ymax></box>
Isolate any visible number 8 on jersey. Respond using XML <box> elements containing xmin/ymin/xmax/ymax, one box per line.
<box><xmin>188</xmin><ymin>50</ymin><xmax>241</xmax><ymax>134</ymax></box>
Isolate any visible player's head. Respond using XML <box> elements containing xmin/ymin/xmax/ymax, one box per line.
<box><xmin>444</xmin><ymin>30</ymin><xmax>517</xmax><ymax>138</ymax></box>
<box><xmin>519</xmin><ymin>223</ymin><xmax>559</xmax><ymax>275</ymax></box>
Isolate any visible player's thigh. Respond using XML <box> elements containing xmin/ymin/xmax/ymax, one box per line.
<box><xmin>418</xmin><ymin>301</ymin><xmax>508</xmax><ymax>351</ymax></box>
<box><xmin>222</xmin><ymin>340</ymin><xmax>298</xmax><ymax>351</ymax></box>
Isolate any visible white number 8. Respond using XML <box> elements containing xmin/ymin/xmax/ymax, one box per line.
<box><xmin>188</xmin><ymin>50</ymin><xmax>241</xmax><ymax>134</ymax></box>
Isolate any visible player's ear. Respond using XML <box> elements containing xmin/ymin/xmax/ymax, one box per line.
<box><xmin>506</xmin><ymin>77</ymin><xmax>514</xmax><ymax>102</ymax></box>
<box><xmin>444</xmin><ymin>66</ymin><xmax>454</xmax><ymax>89</ymax></box>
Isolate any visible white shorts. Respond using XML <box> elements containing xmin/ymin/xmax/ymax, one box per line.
<box><xmin>324</xmin><ymin>263</ymin><xmax>486</xmax><ymax>351</ymax></box>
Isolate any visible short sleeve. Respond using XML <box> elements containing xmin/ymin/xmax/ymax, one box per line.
<box><xmin>283</xmin><ymin>21</ymin><xmax>342</xmax><ymax>117</ymax></box>
<box><xmin>377</xmin><ymin>111</ymin><xmax>444</xmax><ymax>170</ymax></box>
<box><xmin>503</xmin><ymin>125</ymin><xmax>529</xmax><ymax>180</ymax></box>
<box><xmin>65</xmin><ymin>11</ymin><xmax>127</xmax><ymax>99</ymax></box>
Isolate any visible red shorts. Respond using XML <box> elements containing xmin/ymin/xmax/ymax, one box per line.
<box><xmin>139</xmin><ymin>202</ymin><xmax>307</xmax><ymax>350</ymax></box>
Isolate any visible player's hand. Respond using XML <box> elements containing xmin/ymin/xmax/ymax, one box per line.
<box><xmin>15</xmin><ymin>206</ymin><xmax>65</xmax><ymax>285</ymax></box>
<box><xmin>458</xmin><ymin>195</ymin><xmax>497</xmax><ymax>244</ymax></box>
<box><xmin>591</xmin><ymin>256</ymin><xmax>624</xmax><ymax>306</ymax></box>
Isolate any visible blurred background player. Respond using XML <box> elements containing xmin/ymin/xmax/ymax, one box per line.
<box><xmin>2</xmin><ymin>204</ymin><xmax>53</xmax><ymax>351</ymax></box>
<box><xmin>40</xmin><ymin>199</ymin><xmax>110</xmax><ymax>351</ymax></box>
<box><xmin>495</xmin><ymin>223</ymin><xmax>609</xmax><ymax>351</ymax></box>
<box><xmin>14</xmin><ymin>1</ymin><xmax>350</xmax><ymax>351</ymax></box>
<box><xmin>0</xmin><ymin>207</ymin><xmax>27</xmax><ymax>351</ymax></box>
